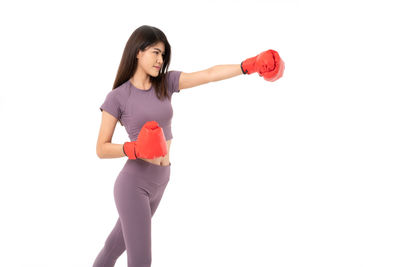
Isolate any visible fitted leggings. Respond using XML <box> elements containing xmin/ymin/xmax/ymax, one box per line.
<box><xmin>93</xmin><ymin>158</ymin><xmax>171</xmax><ymax>267</ymax></box>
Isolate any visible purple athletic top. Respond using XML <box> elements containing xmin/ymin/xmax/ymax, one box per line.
<box><xmin>100</xmin><ymin>70</ymin><xmax>182</xmax><ymax>141</ymax></box>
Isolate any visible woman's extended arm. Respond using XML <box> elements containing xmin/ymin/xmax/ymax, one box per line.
<box><xmin>208</xmin><ymin>64</ymin><xmax>243</xmax><ymax>82</ymax></box>
<box><xmin>178</xmin><ymin>65</ymin><xmax>242</xmax><ymax>90</ymax></box>
<box><xmin>180</xmin><ymin>50</ymin><xmax>284</xmax><ymax>90</ymax></box>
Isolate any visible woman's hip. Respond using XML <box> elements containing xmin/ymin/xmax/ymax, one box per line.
<box><xmin>118</xmin><ymin>158</ymin><xmax>171</xmax><ymax>186</ymax></box>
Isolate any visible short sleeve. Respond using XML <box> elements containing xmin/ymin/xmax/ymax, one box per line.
<box><xmin>99</xmin><ymin>89</ymin><xmax>122</xmax><ymax>120</ymax></box>
<box><xmin>166</xmin><ymin>70</ymin><xmax>182</xmax><ymax>95</ymax></box>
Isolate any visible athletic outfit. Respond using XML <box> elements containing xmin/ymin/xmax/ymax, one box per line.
<box><xmin>93</xmin><ymin>70</ymin><xmax>182</xmax><ymax>267</ymax></box>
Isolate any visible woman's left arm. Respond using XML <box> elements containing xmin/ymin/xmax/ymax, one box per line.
<box><xmin>179</xmin><ymin>50</ymin><xmax>285</xmax><ymax>90</ymax></box>
<box><xmin>208</xmin><ymin>64</ymin><xmax>243</xmax><ymax>82</ymax></box>
<box><xmin>179</xmin><ymin>64</ymin><xmax>242</xmax><ymax>90</ymax></box>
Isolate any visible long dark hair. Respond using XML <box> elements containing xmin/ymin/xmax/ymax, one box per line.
<box><xmin>112</xmin><ymin>25</ymin><xmax>173</xmax><ymax>125</ymax></box>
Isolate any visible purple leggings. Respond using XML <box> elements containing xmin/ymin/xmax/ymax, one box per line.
<box><xmin>93</xmin><ymin>158</ymin><xmax>171</xmax><ymax>267</ymax></box>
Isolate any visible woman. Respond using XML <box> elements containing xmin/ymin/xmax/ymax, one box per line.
<box><xmin>93</xmin><ymin>25</ymin><xmax>284</xmax><ymax>267</ymax></box>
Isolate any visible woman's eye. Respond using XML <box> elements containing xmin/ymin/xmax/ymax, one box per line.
<box><xmin>155</xmin><ymin>51</ymin><xmax>165</xmax><ymax>57</ymax></box>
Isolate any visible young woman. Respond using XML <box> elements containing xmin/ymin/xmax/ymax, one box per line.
<box><xmin>93</xmin><ymin>25</ymin><xmax>284</xmax><ymax>267</ymax></box>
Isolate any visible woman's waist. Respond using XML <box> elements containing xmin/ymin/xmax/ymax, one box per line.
<box><xmin>135</xmin><ymin>139</ymin><xmax>171</xmax><ymax>166</ymax></box>
<box><xmin>121</xmin><ymin>157</ymin><xmax>171</xmax><ymax>182</ymax></box>
<box><xmin>140</xmin><ymin>155</ymin><xmax>170</xmax><ymax>166</ymax></box>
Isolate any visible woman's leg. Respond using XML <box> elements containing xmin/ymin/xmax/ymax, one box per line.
<box><xmin>114</xmin><ymin>172</ymin><xmax>153</xmax><ymax>267</ymax></box>
<box><xmin>92</xmin><ymin>190</ymin><xmax>168</xmax><ymax>267</ymax></box>
<box><xmin>93</xmin><ymin>159</ymin><xmax>170</xmax><ymax>267</ymax></box>
<box><xmin>92</xmin><ymin>218</ymin><xmax>125</xmax><ymax>267</ymax></box>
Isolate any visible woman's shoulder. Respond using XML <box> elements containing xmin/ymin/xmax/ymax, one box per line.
<box><xmin>165</xmin><ymin>70</ymin><xmax>182</xmax><ymax>95</ymax></box>
<box><xmin>111</xmin><ymin>80</ymin><xmax>132</xmax><ymax>97</ymax></box>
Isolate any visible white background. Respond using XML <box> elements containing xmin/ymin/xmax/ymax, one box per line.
<box><xmin>1</xmin><ymin>0</ymin><xmax>399</xmax><ymax>266</ymax></box>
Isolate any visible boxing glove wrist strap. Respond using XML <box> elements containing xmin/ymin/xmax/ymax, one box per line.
<box><xmin>123</xmin><ymin>141</ymin><xmax>137</xmax><ymax>160</ymax></box>
<box><xmin>240</xmin><ymin>61</ymin><xmax>247</xmax><ymax>74</ymax></box>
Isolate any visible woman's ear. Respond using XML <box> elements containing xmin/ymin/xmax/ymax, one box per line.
<box><xmin>137</xmin><ymin>48</ymin><xmax>146</xmax><ymax>60</ymax></box>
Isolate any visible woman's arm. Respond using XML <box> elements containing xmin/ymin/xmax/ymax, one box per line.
<box><xmin>97</xmin><ymin>111</ymin><xmax>126</xmax><ymax>159</ymax></box>
<box><xmin>98</xmin><ymin>142</ymin><xmax>126</xmax><ymax>159</ymax></box>
<box><xmin>208</xmin><ymin>64</ymin><xmax>243</xmax><ymax>82</ymax></box>
<box><xmin>179</xmin><ymin>64</ymin><xmax>243</xmax><ymax>90</ymax></box>
<box><xmin>180</xmin><ymin>50</ymin><xmax>284</xmax><ymax>90</ymax></box>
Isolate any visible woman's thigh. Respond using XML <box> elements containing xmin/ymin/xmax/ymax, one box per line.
<box><xmin>113</xmin><ymin>171</ymin><xmax>153</xmax><ymax>265</ymax></box>
<box><xmin>112</xmin><ymin>160</ymin><xmax>170</xmax><ymax>266</ymax></box>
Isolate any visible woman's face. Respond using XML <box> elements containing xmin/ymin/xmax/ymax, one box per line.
<box><xmin>137</xmin><ymin>42</ymin><xmax>165</xmax><ymax>77</ymax></box>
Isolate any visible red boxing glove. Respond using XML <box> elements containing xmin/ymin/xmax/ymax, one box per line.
<box><xmin>123</xmin><ymin>121</ymin><xmax>168</xmax><ymax>160</ymax></box>
<box><xmin>241</xmin><ymin>49</ymin><xmax>285</xmax><ymax>82</ymax></box>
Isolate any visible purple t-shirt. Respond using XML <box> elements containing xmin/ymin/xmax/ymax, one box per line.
<box><xmin>100</xmin><ymin>70</ymin><xmax>182</xmax><ymax>141</ymax></box>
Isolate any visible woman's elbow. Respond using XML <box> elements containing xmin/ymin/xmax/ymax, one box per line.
<box><xmin>96</xmin><ymin>146</ymin><xmax>104</xmax><ymax>159</ymax></box>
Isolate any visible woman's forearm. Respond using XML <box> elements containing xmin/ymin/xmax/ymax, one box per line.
<box><xmin>97</xmin><ymin>142</ymin><xmax>126</xmax><ymax>159</ymax></box>
<box><xmin>209</xmin><ymin>64</ymin><xmax>243</xmax><ymax>82</ymax></box>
